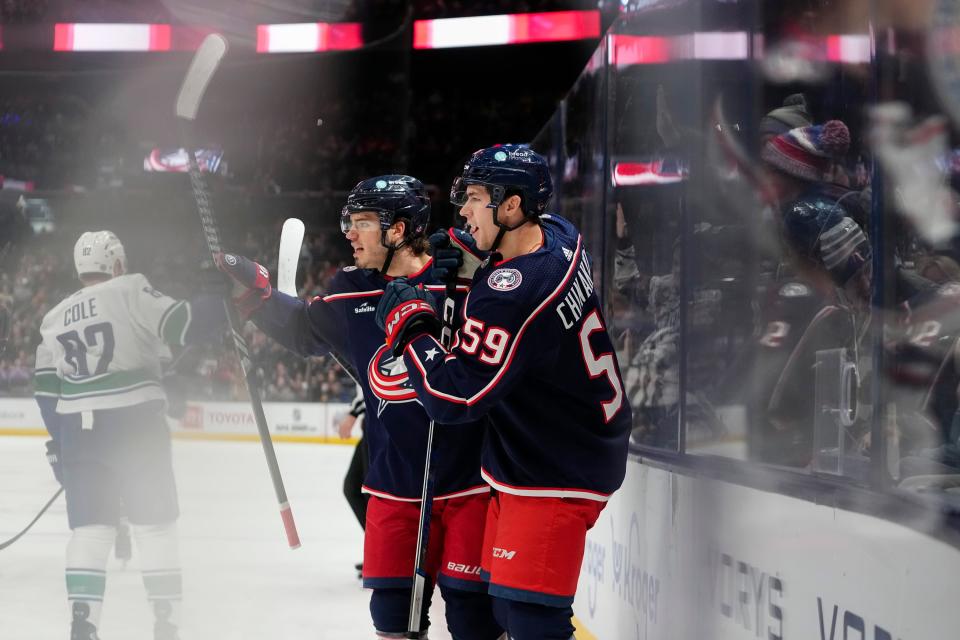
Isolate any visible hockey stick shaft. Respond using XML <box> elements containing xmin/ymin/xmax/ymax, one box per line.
<box><xmin>184</xmin><ymin>142</ymin><xmax>300</xmax><ymax>550</ymax></box>
<box><xmin>407</xmin><ymin>282</ymin><xmax>456</xmax><ymax>638</ymax></box>
<box><xmin>0</xmin><ymin>487</ymin><xmax>63</xmax><ymax>551</ymax></box>
<box><xmin>176</xmin><ymin>34</ymin><xmax>299</xmax><ymax>549</ymax></box>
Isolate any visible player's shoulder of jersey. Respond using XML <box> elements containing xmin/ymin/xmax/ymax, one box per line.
<box><xmin>40</xmin><ymin>273</ymin><xmax>150</xmax><ymax>325</ymax></box>
<box><xmin>317</xmin><ymin>266</ymin><xmax>383</xmax><ymax>302</ymax></box>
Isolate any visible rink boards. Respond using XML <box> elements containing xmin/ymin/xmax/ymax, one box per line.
<box><xmin>0</xmin><ymin>398</ymin><xmax>357</xmax><ymax>443</ymax></box>
<box><xmin>573</xmin><ymin>458</ymin><xmax>960</xmax><ymax>640</ymax></box>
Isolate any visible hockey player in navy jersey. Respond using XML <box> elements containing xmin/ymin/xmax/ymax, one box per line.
<box><xmin>375</xmin><ymin>146</ymin><xmax>632</xmax><ymax>640</ymax></box>
<box><xmin>216</xmin><ymin>175</ymin><xmax>501</xmax><ymax>640</ymax></box>
<box><xmin>34</xmin><ymin>231</ymin><xmax>226</xmax><ymax>640</ymax></box>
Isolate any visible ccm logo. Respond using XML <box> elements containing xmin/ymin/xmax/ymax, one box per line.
<box><xmin>386</xmin><ymin>301</ymin><xmax>431</xmax><ymax>336</ymax></box>
<box><xmin>492</xmin><ymin>547</ymin><xmax>516</xmax><ymax>560</ymax></box>
<box><xmin>446</xmin><ymin>562</ymin><xmax>481</xmax><ymax>575</ymax></box>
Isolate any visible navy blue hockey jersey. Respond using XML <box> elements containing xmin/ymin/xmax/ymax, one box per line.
<box><xmin>253</xmin><ymin>262</ymin><xmax>487</xmax><ymax>502</ymax></box>
<box><xmin>401</xmin><ymin>215</ymin><xmax>631</xmax><ymax>500</ymax></box>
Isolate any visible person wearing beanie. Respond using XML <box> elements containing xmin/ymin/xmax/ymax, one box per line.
<box><xmin>759</xmin><ymin>93</ymin><xmax>813</xmax><ymax>141</ymax></box>
<box><xmin>762</xmin><ymin>119</ymin><xmax>851</xmax><ymax>184</ymax></box>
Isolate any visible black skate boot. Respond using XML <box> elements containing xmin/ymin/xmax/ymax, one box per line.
<box><xmin>70</xmin><ymin>602</ymin><xmax>101</xmax><ymax>640</ymax></box>
<box><xmin>114</xmin><ymin>519</ymin><xmax>132</xmax><ymax>567</ymax></box>
<box><xmin>153</xmin><ymin>600</ymin><xmax>180</xmax><ymax>640</ymax></box>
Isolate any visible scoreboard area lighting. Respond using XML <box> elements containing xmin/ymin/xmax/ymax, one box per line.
<box><xmin>54</xmin><ymin>23</ymin><xmax>171</xmax><ymax>52</ymax></box>
<box><xmin>413</xmin><ymin>10</ymin><xmax>600</xmax><ymax>49</ymax></box>
<box><xmin>256</xmin><ymin>23</ymin><xmax>363</xmax><ymax>53</ymax></box>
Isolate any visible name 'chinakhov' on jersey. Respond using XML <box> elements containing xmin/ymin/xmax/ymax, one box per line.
<box><xmin>401</xmin><ymin>214</ymin><xmax>632</xmax><ymax>500</ymax></box>
<box><xmin>252</xmin><ymin>261</ymin><xmax>488</xmax><ymax>502</ymax></box>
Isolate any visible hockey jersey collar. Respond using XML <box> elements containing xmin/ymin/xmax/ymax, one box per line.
<box><xmin>382</xmin><ymin>256</ymin><xmax>434</xmax><ymax>282</ymax></box>
<box><xmin>491</xmin><ymin>225</ymin><xmax>548</xmax><ymax>268</ymax></box>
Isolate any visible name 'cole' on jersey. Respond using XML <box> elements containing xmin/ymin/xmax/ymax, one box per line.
<box><xmin>402</xmin><ymin>214</ymin><xmax>632</xmax><ymax>500</ymax></box>
<box><xmin>252</xmin><ymin>262</ymin><xmax>488</xmax><ymax>503</ymax></box>
<box><xmin>34</xmin><ymin>273</ymin><xmax>196</xmax><ymax>413</ymax></box>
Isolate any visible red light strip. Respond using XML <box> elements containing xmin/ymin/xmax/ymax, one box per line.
<box><xmin>413</xmin><ymin>10</ymin><xmax>600</xmax><ymax>49</ymax></box>
<box><xmin>256</xmin><ymin>22</ymin><xmax>363</xmax><ymax>52</ymax></box>
<box><xmin>53</xmin><ymin>23</ymin><xmax>173</xmax><ymax>51</ymax></box>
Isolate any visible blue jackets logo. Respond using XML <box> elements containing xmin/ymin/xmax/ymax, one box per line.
<box><xmin>488</xmin><ymin>268</ymin><xmax>522</xmax><ymax>292</ymax></box>
<box><xmin>367</xmin><ymin>344</ymin><xmax>419</xmax><ymax>416</ymax></box>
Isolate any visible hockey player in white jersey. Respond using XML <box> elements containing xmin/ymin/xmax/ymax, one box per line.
<box><xmin>34</xmin><ymin>231</ymin><xmax>225</xmax><ymax>640</ymax></box>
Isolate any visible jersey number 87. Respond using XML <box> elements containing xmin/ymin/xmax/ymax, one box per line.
<box><xmin>57</xmin><ymin>322</ymin><xmax>115</xmax><ymax>377</ymax></box>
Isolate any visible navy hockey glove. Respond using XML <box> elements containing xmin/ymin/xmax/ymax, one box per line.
<box><xmin>429</xmin><ymin>228</ymin><xmax>486</xmax><ymax>284</ymax></box>
<box><xmin>45</xmin><ymin>439</ymin><xmax>63</xmax><ymax>485</ymax></box>
<box><xmin>376</xmin><ymin>279</ymin><xmax>440</xmax><ymax>356</ymax></box>
<box><xmin>214</xmin><ymin>253</ymin><xmax>272</xmax><ymax>319</ymax></box>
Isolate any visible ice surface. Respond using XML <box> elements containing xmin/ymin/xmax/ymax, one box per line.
<box><xmin>0</xmin><ymin>436</ymin><xmax>452</xmax><ymax>639</ymax></box>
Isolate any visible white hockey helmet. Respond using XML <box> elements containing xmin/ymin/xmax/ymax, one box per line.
<box><xmin>74</xmin><ymin>230</ymin><xmax>127</xmax><ymax>278</ymax></box>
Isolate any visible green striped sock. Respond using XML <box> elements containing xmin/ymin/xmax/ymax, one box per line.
<box><xmin>143</xmin><ymin>569</ymin><xmax>182</xmax><ymax>631</ymax></box>
<box><xmin>142</xmin><ymin>569</ymin><xmax>182</xmax><ymax>601</ymax></box>
<box><xmin>66</xmin><ymin>568</ymin><xmax>105</xmax><ymax>626</ymax></box>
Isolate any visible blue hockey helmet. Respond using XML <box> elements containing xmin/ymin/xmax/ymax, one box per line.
<box><xmin>341</xmin><ymin>174</ymin><xmax>430</xmax><ymax>240</ymax></box>
<box><xmin>450</xmin><ymin>144</ymin><xmax>553</xmax><ymax>219</ymax></box>
<box><xmin>341</xmin><ymin>174</ymin><xmax>430</xmax><ymax>274</ymax></box>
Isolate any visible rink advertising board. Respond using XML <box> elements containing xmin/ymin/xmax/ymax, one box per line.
<box><xmin>0</xmin><ymin>398</ymin><xmax>358</xmax><ymax>444</ymax></box>
<box><xmin>574</xmin><ymin>459</ymin><xmax>960</xmax><ymax>639</ymax></box>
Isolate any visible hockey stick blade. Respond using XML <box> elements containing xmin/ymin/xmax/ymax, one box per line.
<box><xmin>176</xmin><ymin>34</ymin><xmax>228</xmax><ymax>121</ymax></box>
<box><xmin>0</xmin><ymin>487</ymin><xmax>63</xmax><ymax>551</ymax></box>
<box><xmin>277</xmin><ymin>218</ymin><xmax>305</xmax><ymax>296</ymax></box>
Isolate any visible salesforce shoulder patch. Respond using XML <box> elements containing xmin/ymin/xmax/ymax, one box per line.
<box><xmin>488</xmin><ymin>268</ymin><xmax>523</xmax><ymax>292</ymax></box>
<box><xmin>343</xmin><ymin>266</ymin><xmax>358</xmax><ymax>272</ymax></box>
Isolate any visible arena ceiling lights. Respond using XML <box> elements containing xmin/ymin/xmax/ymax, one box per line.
<box><xmin>54</xmin><ymin>23</ymin><xmax>174</xmax><ymax>52</ymax></box>
<box><xmin>49</xmin><ymin>22</ymin><xmax>364</xmax><ymax>52</ymax></box>
<box><xmin>47</xmin><ymin>11</ymin><xmax>600</xmax><ymax>53</ymax></box>
<box><xmin>255</xmin><ymin>23</ymin><xmax>363</xmax><ymax>53</ymax></box>
<box><xmin>606</xmin><ymin>32</ymin><xmax>871</xmax><ymax>66</ymax></box>
<box><xmin>413</xmin><ymin>10</ymin><xmax>601</xmax><ymax>49</ymax></box>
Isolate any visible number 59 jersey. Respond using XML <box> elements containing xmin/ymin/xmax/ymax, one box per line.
<box><xmin>402</xmin><ymin>214</ymin><xmax>632</xmax><ymax>500</ymax></box>
<box><xmin>35</xmin><ymin>273</ymin><xmax>191</xmax><ymax>413</ymax></box>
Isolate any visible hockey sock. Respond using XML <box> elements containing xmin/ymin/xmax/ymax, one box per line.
<box><xmin>133</xmin><ymin>522</ymin><xmax>182</xmax><ymax>633</ymax></box>
<box><xmin>66</xmin><ymin>525</ymin><xmax>115</xmax><ymax>629</ymax></box>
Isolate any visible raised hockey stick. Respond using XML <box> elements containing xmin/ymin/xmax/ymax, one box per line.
<box><xmin>277</xmin><ymin>218</ymin><xmax>305</xmax><ymax>296</ymax></box>
<box><xmin>176</xmin><ymin>34</ymin><xmax>300</xmax><ymax>550</ymax></box>
<box><xmin>275</xmin><ymin>217</ymin><xmax>361</xmax><ymax>386</ymax></box>
<box><xmin>407</xmin><ymin>282</ymin><xmax>457</xmax><ymax>638</ymax></box>
<box><xmin>0</xmin><ymin>487</ymin><xmax>63</xmax><ymax>552</ymax></box>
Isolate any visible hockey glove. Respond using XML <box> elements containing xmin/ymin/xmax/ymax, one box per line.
<box><xmin>213</xmin><ymin>253</ymin><xmax>272</xmax><ymax>319</ymax></box>
<box><xmin>429</xmin><ymin>228</ymin><xmax>486</xmax><ymax>285</ymax></box>
<box><xmin>45</xmin><ymin>439</ymin><xmax>63</xmax><ymax>485</ymax></box>
<box><xmin>376</xmin><ymin>279</ymin><xmax>441</xmax><ymax>356</ymax></box>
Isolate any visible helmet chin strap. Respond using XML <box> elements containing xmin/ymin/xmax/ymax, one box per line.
<box><xmin>487</xmin><ymin>203</ymin><xmax>535</xmax><ymax>254</ymax></box>
<box><xmin>378</xmin><ymin>229</ymin><xmax>407</xmax><ymax>275</ymax></box>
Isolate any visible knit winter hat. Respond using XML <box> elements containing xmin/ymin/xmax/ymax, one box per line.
<box><xmin>761</xmin><ymin>119</ymin><xmax>850</xmax><ymax>182</ymax></box>
<box><xmin>759</xmin><ymin>94</ymin><xmax>813</xmax><ymax>138</ymax></box>
<box><xmin>782</xmin><ymin>203</ymin><xmax>871</xmax><ymax>286</ymax></box>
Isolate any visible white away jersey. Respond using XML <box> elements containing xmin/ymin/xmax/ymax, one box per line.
<box><xmin>34</xmin><ymin>273</ymin><xmax>191</xmax><ymax>413</ymax></box>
